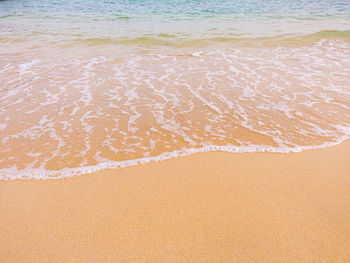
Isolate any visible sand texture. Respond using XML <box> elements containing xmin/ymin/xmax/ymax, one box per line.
<box><xmin>1</xmin><ymin>141</ymin><xmax>350</xmax><ymax>262</ymax></box>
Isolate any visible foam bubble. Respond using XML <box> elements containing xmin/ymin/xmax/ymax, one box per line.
<box><xmin>0</xmin><ymin>136</ymin><xmax>348</xmax><ymax>181</ymax></box>
<box><xmin>1</xmin><ymin>40</ymin><xmax>350</xmax><ymax>180</ymax></box>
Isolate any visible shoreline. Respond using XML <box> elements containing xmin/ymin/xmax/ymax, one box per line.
<box><xmin>2</xmin><ymin>137</ymin><xmax>350</xmax><ymax>181</ymax></box>
<box><xmin>1</xmin><ymin>140</ymin><xmax>350</xmax><ymax>262</ymax></box>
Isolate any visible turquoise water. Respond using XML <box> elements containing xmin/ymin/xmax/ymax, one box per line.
<box><xmin>1</xmin><ymin>0</ymin><xmax>350</xmax><ymax>50</ymax></box>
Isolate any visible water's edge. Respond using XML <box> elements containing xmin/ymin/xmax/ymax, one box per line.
<box><xmin>1</xmin><ymin>135</ymin><xmax>349</xmax><ymax>181</ymax></box>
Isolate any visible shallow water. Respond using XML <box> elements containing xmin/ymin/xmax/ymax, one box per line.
<box><xmin>1</xmin><ymin>0</ymin><xmax>350</xmax><ymax>179</ymax></box>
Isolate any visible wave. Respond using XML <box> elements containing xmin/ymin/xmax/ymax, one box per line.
<box><xmin>44</xmin><ymin>30</ymin><xmax>350</xmax><ymax>47</ymax></box>
<box><xmin>1</xmin><ymin>30</ymin><xmax>350</xmax><ymax>48</ymax></box>
<box><xmin>1</xmin><ymin>40</ymin><xmax>350</xmax><ymax>180</ymax></box>
<box><xmin>1</xmin><ymin>133</ymin><xmax>350</xmax><ymax>181</ymax></box>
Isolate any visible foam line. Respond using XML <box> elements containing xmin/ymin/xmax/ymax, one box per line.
<box><xmin>1</xmin><ymin>134</ymin><xmax>349</xmax><ymax>181</ymax></box>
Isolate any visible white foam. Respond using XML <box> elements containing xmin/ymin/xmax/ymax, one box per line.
<box><xmin>0</xmin><ymin>135</ymin><xmax>349</xmax><ymax>181</ymax></box>
<box><xmin>1</xmin><ymin>41</ymin><xmax>350</xmax><ymax>180</ymax></box>
<box><xmin>18</xmin><ymin>59</ymin><xmax>41</xmax><ymax>74</ymax></box>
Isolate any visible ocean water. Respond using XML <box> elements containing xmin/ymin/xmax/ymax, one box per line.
<box><xmin>1</xmin><ymin>0</ymin><xmax>350</xmax><ymax>180</ymax></box>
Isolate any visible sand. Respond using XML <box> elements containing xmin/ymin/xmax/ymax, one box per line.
<box><xmin>1</xmin><ymin>141</ymin><xmax>350</xmax><ymax>262</ymax></box>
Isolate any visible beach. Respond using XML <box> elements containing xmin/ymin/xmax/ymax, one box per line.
<box><xmin>1</xmin><ymin>140</ymin><xmax>350</xmax><ymax>262</ymax></box>
<box><xmin>1</xmin><ymin>0</ymin><xmax>350</xmax><ymax>261</ymax></box>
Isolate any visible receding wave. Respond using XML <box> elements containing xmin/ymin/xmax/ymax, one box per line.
<box><xmin>1</xmin><ymin>137</ymin><xmax>350</xmax><ymax>181</ymax></box>
<box><xmin>1</xmin><ymin>40</ymin><xmax>350</xmax><ymax>180</ymax></box>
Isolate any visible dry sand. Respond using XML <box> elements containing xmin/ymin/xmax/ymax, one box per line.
<box><xmin>1</xmin><ymin>141</ymin><xmax>350</xmax><ymax>262</ymax></box>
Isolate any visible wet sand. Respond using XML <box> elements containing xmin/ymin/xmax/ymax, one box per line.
<box><xmin>1</xmin><ymin>141</ymin><xmax>350</xmax><ymax>262</ymax></box>
<box><xmin>2</xmin><ymin>46</ymin><xmax>350</xmax><ymax>176</ymax></box>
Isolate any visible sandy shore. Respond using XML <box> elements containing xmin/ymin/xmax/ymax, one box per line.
<box><xmin>1</xmin><ymin>142</ymin><xmax>350</xmax><ymax>262</ymax></box>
